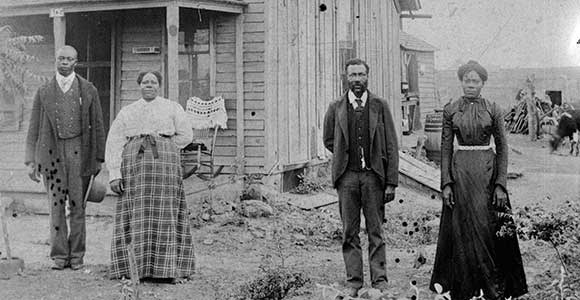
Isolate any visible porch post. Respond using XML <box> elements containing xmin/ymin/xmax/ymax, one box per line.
<box><xmin>166</xmin><ymin>3</ymin><xmax>180</xmax><ymax>104</ymax></box>
<box><xmin>50</xmin><ymin>8</ymin><xmax>66</xmax><ymax>55</ymax></box>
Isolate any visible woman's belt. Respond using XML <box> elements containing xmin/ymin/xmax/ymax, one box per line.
<box><xmin>129</xmin><ymin>134</ymin><xmax>172</xmax><ymax>159</ymax></box>
<box><xmin>456</xmin><ymin>144</ymin><xmax>492</xmax><ymax>151</ymax></box>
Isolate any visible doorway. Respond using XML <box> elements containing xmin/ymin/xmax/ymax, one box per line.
<box><xmin>546</xmin><ymin>90</ymin><xmax>562</xmax><ymax>107</ymax></box>
<box><xmin>66</xmin><ymin>12</ymin><xmax>116</xmax><ymax>133</ymax></box>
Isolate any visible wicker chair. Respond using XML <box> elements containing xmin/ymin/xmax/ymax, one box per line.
<box><xmin>182</xmin><ymin>96</ymin><xmax>227</xmax><ymax>180</ymax></box>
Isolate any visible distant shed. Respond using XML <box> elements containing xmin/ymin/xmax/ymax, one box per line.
<box><xmin>400</xmin><ymin>31</ymin><xmax>438</xmax><ymax>128</ymax></box>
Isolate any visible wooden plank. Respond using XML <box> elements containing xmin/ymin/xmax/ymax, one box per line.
<box><xmin>215</xmin><ymin>33</ymin><xmax>236</xmax><ymax>42</ymax></box>
<box><xmin>243</xmin><ymin>52</ymin><xmax>265</xmax><ymax>62</ymax></box>
<box><xmin>244</xmin><ymin>13</ymin><xmax>265</xmax><ymax>23</ymax></box>
<box><xmin>263</xmin><ymin>0</ymin><xmax>278</xmax><ymax>172</ymax></box>
<box><xmin>244</xmin><ymin>72</ymin><xmax>264</xmax><ymax>83</ymax></box>
<box><xmin>287</xmin><ymin>0</ymin><xmax>300</xmax><ymax>163</ymax></box>
<box><xmin>306</xmin><ymin>0</ymin><xmax>316</xmax><ymax>159</ymax></box>
<box><xmin>244</xmin><ymin>82</ymin><xmax>265</xmax><ymax>92</ymax></box>
<box><xmin>166</xmin><ymin>3</ymin><xmax>179</xmax><ymax>104</ymax></box>
<box><xmin>298</xmin><ymin>0</ymin><xmax>309</xmax><ymax>162</ymax></box>
<box><xmin>243</xmin><ymin>22</ymin><xmax>264</xmax><ymax>33</ymax></box>
<box><xmin>243</xmin><ymin>33</ymin><xmax>265</xmax><ymax>43</ymax></box>
<box><xmin>246</xmin><ymin>3</ymin><xmax>265</xmax><ymax>13</ymax></box>
<box><xmin>235</xmin><ymin>14</ymin><xmax>245</xmax><ymax>174</ymax></box>
<box><xmin>210</xmin><ymin>17</ymin><xmax>216</xmax><ymax>97</ymax></box>
<box><xmin>398</xmin><ymin>151</ymin><xmax>441</xmax><ymax>193</ymax></box>
<box><xmin>216</xmin><ymin>53</ymin><xmax>236</xmax><ymax>63</ymax></box>
<box><xmin>52</xmin><ymin>15</ymin><xmax>65</xmax><ymax>56</ymax></box>
<box><xmin>243</xmin><ymin>42</ymin><xmax>265</xmax><ymax>52</ymax></box>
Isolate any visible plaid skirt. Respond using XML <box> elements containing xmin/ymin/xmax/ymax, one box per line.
<box><xmin>110</xmin><ymin>135</ymin><xmax>195</xmax><ymax>279</ymax></box>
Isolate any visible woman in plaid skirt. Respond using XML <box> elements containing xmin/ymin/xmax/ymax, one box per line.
<box><xmin>105</xmin><ymin>71</ymin><xmax>195</xmax><ymax>282</ymax></box>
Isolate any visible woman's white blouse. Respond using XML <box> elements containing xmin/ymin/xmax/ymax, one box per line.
<box><xmin>105</xmin><ymin>97</ymin><xmax>193</xmax><ymax>181</ymax></box>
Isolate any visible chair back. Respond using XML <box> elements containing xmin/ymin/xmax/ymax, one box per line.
<box><xmin>185</xmin><ymin>96</ymin><xmax>228</xmax><ymax>150</ymax></box>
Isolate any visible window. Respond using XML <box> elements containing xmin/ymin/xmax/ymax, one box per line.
<box><xmin>178</xmin><ymin>9</ymin><xmax>211</xmax><ymax>102</ymax></box>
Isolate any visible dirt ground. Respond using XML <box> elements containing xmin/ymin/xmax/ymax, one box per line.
<box><xmin>1</xmin><ymin>133</ymin><xmax>579</xmax><ymax>300</ymax></box>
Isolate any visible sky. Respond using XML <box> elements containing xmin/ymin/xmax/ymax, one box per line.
<box><xmin>403</xmin><ymin>0</ymin><xmax>580</xmax><ymax>70</ymax></box>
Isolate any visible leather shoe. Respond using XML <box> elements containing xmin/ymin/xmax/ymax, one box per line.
<box><xmin>51</xmin><ymin>259</ymin><xmax>68</xmax><ymax>270</ymax></box>
<box><xmin>345</xmin><ymin>287</ymin><xmax>360</xmax><ymax>298</ymax></box>
<box><xmin>70</xmin><ymin>263</ymin><xmax>84</xmax><ymax>270</ymax></box>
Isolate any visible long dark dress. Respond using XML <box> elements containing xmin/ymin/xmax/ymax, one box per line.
<box><xmin>429</xmin><ymin>97</ymin><xmax>528</xmax><ymax>300</ymax></box>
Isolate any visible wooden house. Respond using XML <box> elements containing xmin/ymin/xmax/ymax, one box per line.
<box><xmin>400</xmin><ymin>31</ymin><xmax>437</xmax><ymax>130</ymax></box>
<box><xmin>0</xmin><ymin>0</ymin><xmax>422</xmax><ymax>192</ymax></box>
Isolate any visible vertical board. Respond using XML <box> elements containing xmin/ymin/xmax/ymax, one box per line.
<box><xmin>298</xmin><ymin>0</ymin><xmax>309</xmax><ymax>162</ymax></box>
<box><xmin>236</xmin><ymin>14</ymin><xmax>245</xmax><ymax>174</ymax></box>
<box><xmin>264</xmin><ymin>0</ymin><xmax>278</xmax><ymax>171</ymax></box>
<box><xmin>287</xmin><ymin>0</ymin><xmax>301</xmax><ymax>162</ymax></box>
<box><xmin>277</xmin><ymin>0</ymin><xmax>289</xmax><ymax>165</ymax></box>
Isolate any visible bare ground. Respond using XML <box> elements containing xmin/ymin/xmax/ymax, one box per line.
<box><xmin>0</xmin><ymin>133</ymin><xmax>579</xmax><ymax>300</ymax></box>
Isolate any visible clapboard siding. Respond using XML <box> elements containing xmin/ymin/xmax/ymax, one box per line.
<box><xmin>416</xmin><ymin>52</ymin><xmax>438</xmax><ymax>123</ymax></box>
<box><xmin>214</xmin><ymin>14</ymin><xmax>238</xmax><ymax>168</ymax></box>
<box><xmin>118</xmin><ymin>10</ymin><xmax>163</xmax><ymax>112</ymax></box>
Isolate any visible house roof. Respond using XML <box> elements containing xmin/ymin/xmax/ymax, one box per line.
<box><xmin>400</xmin><ymin>31</ymin><xmax>437</xmax><ymax>52</ymax></box>
<box><xmin>0</xmin><ymin>0</ymin><xmax>246</xmax><ymax>16</ymax></box>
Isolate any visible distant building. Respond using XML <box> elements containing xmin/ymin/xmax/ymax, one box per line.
<box><xmin>400</xmin><ymin>31</ymin><xmax>437</xmax><ymax>130</ymax></box>
<box><xmin>436</xmin><ymin>67</ymin><xmax>580</xmax><ymax>110</ymax></box>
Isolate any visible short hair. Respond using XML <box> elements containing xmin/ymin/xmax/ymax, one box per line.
<box><xmin>345</xmin><ymin>58</ymin><xmax>369</xmax><ymax>74</ymax></box>
<box><xmin>137</xmin><ymin>71</ymin><xmax>163</xmax><ymax>85</ymax></box>
<box><xmin>457</xmin><ymin>60</ymin><xmax>488</xmax><ymax>82</ymax></box>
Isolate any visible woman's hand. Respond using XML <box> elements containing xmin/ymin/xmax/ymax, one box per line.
<box><xmin>442</xmin><ymin>185</ymin><xmax>454</xmax><ymax>209</ymax></box>
<box><xmin>110</xmin><ymin>179</ymin><xmax>124</xmax><ymax>195</ymax></box>
<box><xmin>493</xmin><ymin>186</ymin><xmax>508</xmax><ymax>209</ymax></box>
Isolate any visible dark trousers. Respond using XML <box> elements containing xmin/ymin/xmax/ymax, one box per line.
<box><xmin>337</xmin><ymin>170</ymin><xmax>387</xmax><ymax>289</ymax></box>
<box><xmin>44</xmin><ymin>136</ymin><xmax>88</xmax><ymax>266</ymax></box>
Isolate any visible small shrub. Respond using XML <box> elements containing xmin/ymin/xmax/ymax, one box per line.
<box><xmin>291</xmin><ymin>170</ymin><xmax>330</xmax><ymax>194</ymax></box>
<box><xmin>231</xmin><ymin>267</ymin><xmax>311</xmax><ymax>300</ymax></box>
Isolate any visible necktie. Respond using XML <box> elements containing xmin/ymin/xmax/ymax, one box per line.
<box><xmin>355</xmin><ymin>98</ymin><xmax>363</xmax><ymax>109</ymax></box>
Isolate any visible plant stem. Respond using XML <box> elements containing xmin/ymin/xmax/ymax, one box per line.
<box><xmin>551</xmin><ymin>240</ymin><xmax>568</xmax><ymax>274</ymax></box>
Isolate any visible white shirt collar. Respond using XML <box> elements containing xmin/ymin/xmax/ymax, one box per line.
<box><xmin>56</xmin><ymin>71</ymin><xmax>76</xmax><ymax>93</ymax></box>
<box><xmin>348</xmin><ymin>90</ymin><xmax>368</xmax><ymax>108</ymax></box>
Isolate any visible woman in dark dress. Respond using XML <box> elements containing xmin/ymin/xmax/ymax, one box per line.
<box><xmin>430</xmin><ymin>61</ymin><xmax>528</xmax><ymax>300</ymax></box>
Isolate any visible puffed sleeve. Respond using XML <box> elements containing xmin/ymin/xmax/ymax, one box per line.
<box><xmin>440</xmin><ymin>103</ymin><xmax>455</xmax><ymax>189</ymax></box>
<box><xmin>172</xmin><ymin>102</ymin><xmax>193</xmax><ymax>149</ymax></box>
<box><xmin>105</xmin><ymin>110</ymin><xmax>127</xmax><ymax>182</ymax></box>
<box><xmin>492</xmin><ymin>102</ymin><xmax>508</xmax><ymax>191</ymax></box>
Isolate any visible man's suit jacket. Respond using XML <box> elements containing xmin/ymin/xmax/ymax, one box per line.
<box><xmin>25</xmin><ymin>75</ymin><xmax>106</xmax><ymax>177</ymax></box>
<box><xmin>323</xmin><ymin>91</ymin><xmax>399</xmax><ymax>189</ymax></box>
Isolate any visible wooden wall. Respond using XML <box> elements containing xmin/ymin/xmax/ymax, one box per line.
<box><xmin>263</xmin><ymin>0</ymin><xmax>403</xmax><ymax>173</ymax></box>
<box><xmin>118</xmin><ymin>10</ymin><xmax>164</xmax><ymax>112</ymax></box>
<box><xmin>415</xmin><ymin>51</ymin><xmax>438</xmax><ymax>123</ymax></box>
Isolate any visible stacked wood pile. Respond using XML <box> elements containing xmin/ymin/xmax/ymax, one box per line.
<box><xmin>504</xmin><ymin>98</ymin><xmax>552</xmax><ymax>134</ymax></box>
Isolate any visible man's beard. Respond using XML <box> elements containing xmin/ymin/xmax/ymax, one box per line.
<box><xmin>349</xmin><ymin>82</ymin><xmax>367</xmax><ymax>96</ymax></box>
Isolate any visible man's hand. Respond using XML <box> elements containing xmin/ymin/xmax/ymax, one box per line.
<box><xmin>110</xmin><ymin>179</ymin><xmax>124</xmax><ymax>195</ymax></box>
<box><xmin>27</xmin><ymin>163</ymin><xmax>40</xmax><ymax>183</ymax></box>
<box><xmin>442</xmin><ymin>185</ymin><xmax>454</xmax><ymax>209</ymax></box>
<box><xmin>384</xmin><ymin>185</ymin><xmax>396</xmax><ymax>204</ymax></box>
<box><xmin>493</xmin><ymin>186</ymin><xmax>508</xmax><ymax>210</ymax></box>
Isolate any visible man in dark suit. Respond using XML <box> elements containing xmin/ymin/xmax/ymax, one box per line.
<box><xmin>323</xmin><ymin>58</ymin><xmax>399</xmax><ymax>297</ymax></box>
<box><xmin>25</xmin><ymin>45</ymin><xmax>105</xmax><ymax>270</ymax></box>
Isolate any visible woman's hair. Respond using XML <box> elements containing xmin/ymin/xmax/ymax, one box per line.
<box><xmin>457</xmin><ymin>60</ymin><xmax>487</xmax><ymax>82</ymax></box>
<box><xmin>137</xmin><ymin>71</ymin><xmax>163</xmax><ymax>85</ymax></box>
